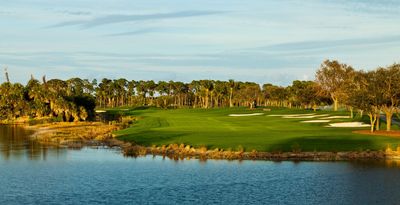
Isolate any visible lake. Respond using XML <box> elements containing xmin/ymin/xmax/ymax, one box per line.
<box><xmin>1</xmin><ymin>125</ymin><xmax>400</xmax><ymax>205</ymax></box>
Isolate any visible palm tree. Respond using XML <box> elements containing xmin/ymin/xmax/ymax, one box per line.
<box><xmin>214</xmin><ymin>81</ymin><xmax>228</xmax><ymax>107</ymax></box>
<box><xmin>127</xmin><ymin>80</ymin><xmax>136</xmax><ymax>106</ymax></box>
<box><xmin>200</xmin><ymin>80</ymin><xmax>214</xmax><ymax>108</ymax></box>
<box><xmin>156</xmin><ymin>81</ymin><xmax>170</xmax><ymax>108</ymax></box>
<box><xmin>228</xmin><ymin>79</ymin><xmax>237</xmax><ymax>107</ymax></box>
<box><xmin>189</xmin><ymin>80</ymin><xmax>201</xmax><ymax>108</ymax></box>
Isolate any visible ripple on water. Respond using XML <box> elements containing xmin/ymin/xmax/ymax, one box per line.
<box><xmin>1</xmin><ymin>126</ymin><xmax>400</xmax><ymax>204</ymax></box>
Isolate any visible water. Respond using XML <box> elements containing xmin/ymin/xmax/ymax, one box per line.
<box><xmin>1</xmin><ymin>125</ymin><xmax>400</xmax><ymax>205</ymax></box>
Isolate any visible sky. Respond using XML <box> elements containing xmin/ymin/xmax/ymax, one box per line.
<box><xmin>1</xmin><ymin>0</ymin><xmax>400</xmax><ymax>85</ymax></box>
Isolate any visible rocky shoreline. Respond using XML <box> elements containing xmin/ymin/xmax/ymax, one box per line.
<box><xmin>121</xmin><ymin>143</ymin><xmax>400</xmax><ymax>161</ymax></box>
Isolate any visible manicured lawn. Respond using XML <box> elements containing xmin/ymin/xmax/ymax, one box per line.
<box><xmin>114</xmin><ymin>107</ymin><xmax>400</xmax><ymax>152</ymax></box>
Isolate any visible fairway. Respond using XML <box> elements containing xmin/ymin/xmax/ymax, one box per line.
<box><xmin>115</xmin><ymin>108</ymin><xmax>400</xmax><ymax>152</ymax></box>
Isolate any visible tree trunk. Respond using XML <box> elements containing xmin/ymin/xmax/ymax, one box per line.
<box><xmin>376</xmin><ymin>116</ymin><xmax>380</xmax><ymax>131</ymax></box>
<box><xmin>229</xmin><ymin>88</ymin><xmax>233</xmax><ymax>107</ymax></box>
<box><xmin>210</xmin><ymin>92</ymin><xmax>213</xmax><ymax>108</ymax></box>
<box><xmin>163</xmin><ymin>98</ymin><xmax>167</xmax><ymax>108</ymax></box>
<box><xmin>205</xmin><ymin>89</ymin><xmax>209</xmax><ymax>108</ymax></box>
<box><xmin>386</xmin><ymin>112</ymin><xmax>393</xmax><ymax>131</ymax></box>
<box><xmin>368</xmin><ymin>113</ymin><xmax>376</xmax><ymax>133</ymax></box>
<box><xmin>332</xmin><ymin>97</ymin><xmax>338</xmax><ymax>111</ymax></box>
<box><xmin>193</xmin><ymin>96</ymin><xmax>197</xmax><ymax>108</ymax></box>
<box><xmin>382</xmin><ymin>106</ymin><xmax>395</xmax><ymax>131</ymax></box>
<box><xmin>349</xmin><ymin>107</ymin><xmax>353</xmax><ymax>118</ymax></box>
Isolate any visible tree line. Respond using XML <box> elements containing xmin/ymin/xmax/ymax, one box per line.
<box><xmin>95</xmin><ymin>78</ymin><xmax>329</xmax><ymax>109</ymax></box>
<box><xmin>1</xmin><ymin>60</ymin><xmax>399</xmax><ymax>131</ymax></box>
<box><xmin>316</xmin><ymin>60</ymin><xmax>400</xmax><ymax>132</ymax></box>
<box><xmin>0</xmin><ymin>73</ymin><xmax>96</xmax><ymax>122</ymax></box>
<box><xmin>0</xmin><ymin>73</ymin><xmax>329</xmax><ymax>122</ymax></box>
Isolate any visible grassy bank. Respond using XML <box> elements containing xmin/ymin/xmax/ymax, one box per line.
<box><xmin>115</xmin><ymin>107</ymin><xmax>400</xmax><ymax>152</ymax></box>
<box><xmin>28</xmin><ymin>122</ymin><xmax>120</xmax><ymax>147</ymax></box>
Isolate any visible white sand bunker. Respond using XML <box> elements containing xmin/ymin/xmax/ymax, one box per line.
<box><xmin>268</xmin><ymin>113</ymin><xmax>316</xmax><ymax>117</ymax></box>
<box><xmin>321</xmin><ymin>116</ymin><xmax>350</xmax><ymax>119</ymax></box>
<box><xmin>283</xmin><ymin>114</ymin><xmax>329</xmax><ymax>119</ymax></box>
<box><xmin>95</xmin><ymin>110</ymin><xmax>106</xmax><ymax>113</ymax></box>
<box><xmin>229</xmin><ymin>113</ymin><xmax>265</xmax><ymax>117</ymax></box>
<box><xmin>301</xmin><ymin>120</ymin><xmax>331</xmax><ymax>123</ymax></box>
<box><xmin>328</xmin><ymin>122</ymin><xmax>370</xmax><ymax>127</ymax></box>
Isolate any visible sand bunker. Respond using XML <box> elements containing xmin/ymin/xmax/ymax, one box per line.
<box><xmin>328</xmin><ymin>122</ymin><xmax>370</xmax><ymax>127</ymax></box>
<box><xmin>268</xmin><ymin>114</ymin><xmax>316</xmax><ymax>117</ymax></box>
<box><xmin>95</xmin><ymin>110</ymin><xmax>106</xmax><ymax>113</ymax></box>
<box><xmin>301</xmin><ymin>120</ymin><xmax>331</xmax><ymax>123</ymax></box>
<box><xmin>229</xmin><ymin>113</ymin><xmax>265</xmax><ymax>117</ymax></box>
<box><xmin>283</xmin><ymin>114</ymin><xmax>329</xmax><ymax>119</ymax></box>
<box><xmin>321</xmin><ymin>116</ymin><xmax>350</xmax><ymax>119</ymax></box>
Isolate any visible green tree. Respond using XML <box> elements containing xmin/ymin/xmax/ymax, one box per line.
<box><xmin>316</xmin><ymin>60</ymin><xmax>354</xmax><ymax>111</ymax></box>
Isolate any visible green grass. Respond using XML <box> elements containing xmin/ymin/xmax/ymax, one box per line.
<box><xmin>114</xmin><ymin>107</ymin><xmax>400</xmax><ymax>152</ymax></box>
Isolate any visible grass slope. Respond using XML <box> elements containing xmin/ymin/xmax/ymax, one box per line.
<box><xmin>114</xmin><ymin>107</ymin><xmax>400</xmax><ymax>152</ymax></box>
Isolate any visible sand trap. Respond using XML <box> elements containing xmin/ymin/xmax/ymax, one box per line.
<box><xmin>283</xmin><ymin>114</ymin><xmax>329</xmax><ymax>119</ymax></box>
<box><xmin>301</xmin><ymin>120</ymin><xmax>331</xmax><ymax>123</ymax></box>
<box><xmin>229</xmin><ymin>113</ymin><xmax>265</xmax><ymax>117</ymax></box>
<box><xmin>95</xmin><ymin>110</ymin><xmax>106</xmax><ymax>113</ymax></box>
<box><xmin>328</xmin><ymin>122</ymin><xmax>370</xmax><ymax>127</ymax></box>
<box><xmin>321</xmin><ymin>116</ymin><xmax>350</xmax><ymax>119</ymax></box>
<box><xmin>268</xmin><ymin>114</ymin><xmax>316</xmax><ymax>117</ymax></box>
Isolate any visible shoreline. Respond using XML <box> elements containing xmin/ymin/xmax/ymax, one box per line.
<box><xmin>20</xmin><ymin>122</ymin><xmax>400</xmax><ymax>162</ymax></box>
<box><xmin>122</xmin><ymin>144</ymin><xmax>400</xmax><ymax>161</ymax></box>
<box><xmin>25</xmin><ymin>121</ymin><xmax>122</xmax><ymax>148</ymax></box>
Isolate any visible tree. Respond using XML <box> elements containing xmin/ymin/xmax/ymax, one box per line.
<box><xmin>228</xmin><ymin>79</ymin><xmax>238</xmax><ymax>107</ymax></box>
<box><xmin>375</xmin><ymin>64</ymin><xmax>400</xmax><ymax>131</ymax></box>
<box><xmin>199</xmin><ymin>80</ymin><xmax>214</xmax><ymax>108</ymax></box>
<box><xmin>288</xmin><ymin>80</ymin><xmax>320</xmax><ymax>109</ymax></box>
<box><xmin>214</xmin><ymin>81</ymin><xmax>228</xmax><ymax>108</ymax></box>
<box><xmin>346</xmin><ymin>71</ymin><xmax>379</xmax><ymax>132</ymax></box>
<box><xmin>156</xmin><ymin>81</ymin><xmax>170</xmax><ymax>108</ymax></box>
<box><xmin>316</xmin><ymin>60</ymin><xmax>354</xmax><ymax>111</ymax></box>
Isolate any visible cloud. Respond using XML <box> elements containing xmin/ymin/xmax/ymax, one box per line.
<box><xmin>104</xmin><ymin>28</ymin><xmax>158</xmax><ymax>37</ymax></box>
<box><xmin>58</xmin><ymin>10</ymin><xmax>92</xmax><ymax>16</ymax></box>
<box><xmin>48</xmin><ymin>10</ymin><xmax>224</xmax><ymax>29</ymax></box>
<box><xmin>325</xmin><ymin>0</ymin><xmax>400</xmax><ymax>16</ymax></box>
<box><xmin>0</xmin><ymin>10</ymin><xmax>15</xmax><ymax>15</ymax></box>
<box><xmin>252</xmin><ymin>35</ymin><xmax>400</xmax><ymax>53</ymax></box>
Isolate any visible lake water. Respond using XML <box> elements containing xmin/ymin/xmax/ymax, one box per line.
<box><xmin>1</xmin><ymin>125</ymin><xmax>400</xmax><ymax>205</ymax></box>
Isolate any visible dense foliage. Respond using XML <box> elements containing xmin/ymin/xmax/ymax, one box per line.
<box><xmin>0</xmin><ymin>76</ymin><xmax>96</xmax><ymax>121</ymax></box>
<box><xmin>94</xmin><ymin>79</ymin><xmax>328</xmax><ymax>109</ymax></box>
<box><xmin>0</xmin><ymin>74</ymin><xmax>327</xmax><ymax>122</ymax></box>
<box><xmin>316</xmin><ymin>60</ymin><xmax>400</xmax><ymax>132</ymax></box>
<box><xmin>1</xmin><ymin>60</ymin><xmax>399</xmax><ymax>128</ymax></box>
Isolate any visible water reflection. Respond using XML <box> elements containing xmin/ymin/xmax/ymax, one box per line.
<box><xmin>2</xmin><ymin>125</ymin><xmax>400</xmax><ymax>204</ymax></box>
<box><xmin>0</xmin><ymin>125</ymin><xmax>67</xmax><ymax>161</ymax></box>
<box><xmin>3</xmin><ymin>124</ymin><xmax>400</xmax><ymax>170</ymax></box>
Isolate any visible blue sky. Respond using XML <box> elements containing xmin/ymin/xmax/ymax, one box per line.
<box><xmin>1</xmin><ymin>0</ymin><xmax>400</xmax><ymax>85</ymax></box>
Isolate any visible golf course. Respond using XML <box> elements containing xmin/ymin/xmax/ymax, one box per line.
<box><xmin>114</xmin><ymin>107</ymin><xmax>400</xmax><ymax>152</ymax></box>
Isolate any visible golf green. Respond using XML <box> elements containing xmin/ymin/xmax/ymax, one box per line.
<box><xmin>114</xmin><ymin>107</ymin><xmax>400</xmax><ymax>152</ymax></box>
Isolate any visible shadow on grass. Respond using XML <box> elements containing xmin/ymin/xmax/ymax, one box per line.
<box><xmin>266</xmin><ymin>137</ymin><xmax>382</xmax><ymax>152</ymax></box>
<box><xmin>117</xmin><ymin>130</ymin><xmax>188</xmax><ymax>146</ymax></box>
